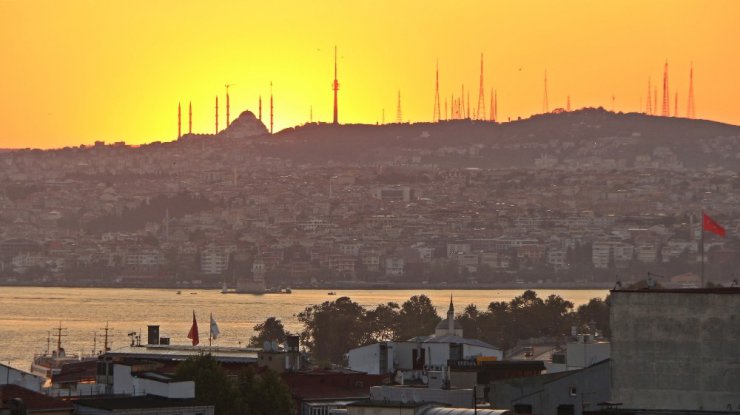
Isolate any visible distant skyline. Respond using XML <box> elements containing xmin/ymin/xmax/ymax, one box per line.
<box><xmin>1</xmin><ymin>0</ymin><xmax>739</xmax><ymax>148</ymax></box>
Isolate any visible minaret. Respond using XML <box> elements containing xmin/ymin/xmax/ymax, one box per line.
<box><xmin>332</xmin><ymin>46</ymin><xmax>339</xmax><ymax>124</ymax></box>
<box><xmin>225</xmin><ymin>84</ymin><xmax>231</xmax><ymax>127</ymax></box>
<box><xmin>188</xmin><ymin>101</ymin><xmax>192</xmax><ymax>134</ymax></box>
<box><xmin>447</xmin><ymin>294</ymin><xmax>455</xmax><ymax>335</ymax></box>
<box><xmin>177</xmin><ymin>102</ymin><xmax>181</xmax><ymax>139</ymax></box>
<box><xmin>270</xmin><ymin>82</ymin><xmax>274</xmax><ymax>134</ymax></box>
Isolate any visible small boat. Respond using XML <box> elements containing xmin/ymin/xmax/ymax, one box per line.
<box><xmin>328</xmin><ymin>291</ymin><xmax>336</xmax><ymax>295</ymax></box>
<box><xmin>176</xmin><ymin>291</ymin><xmax>181</xmax><ymax>295</ymax></box>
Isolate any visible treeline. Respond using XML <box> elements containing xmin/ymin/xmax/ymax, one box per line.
<box><xmin>251</xmin><ymin>290</ymin><xmax>610</xmax><ymax>365</ymax></box>
<box><xmin>176</xmin><ymin>354</ymin><xmax>294</xmax><ymax>415</ymax></box>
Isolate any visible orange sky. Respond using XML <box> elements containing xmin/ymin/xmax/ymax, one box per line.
<box><xmin>1</xmin><ymin>0</ymin><xmax>739</xmax><ymax>148</ymax></box>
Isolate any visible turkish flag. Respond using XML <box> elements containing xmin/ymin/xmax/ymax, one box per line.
<box><xmin>703</xmin><ymin>213</ymin><xmax>726</xmax><ymax>237</ymax></box>
<box><xmin>187</xmin><ymin>310</ymin><xmax>199</xmax><ymax>346</ymax></box>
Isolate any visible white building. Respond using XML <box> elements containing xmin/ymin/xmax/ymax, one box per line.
<box><xmin>0</xmin><ymin>363</ymin><xmax>43</xmax><ymax>392</ymax></box>
<box><xmin>348</xmin><ymin>298</ymin><xmax>502</xmax><ymax>382</ymax></box>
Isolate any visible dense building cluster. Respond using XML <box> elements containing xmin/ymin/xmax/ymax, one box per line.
<box><xmin>1</xmin><ymin>116</ymin><xmax>739</xmax><ymax>287</ymax></box>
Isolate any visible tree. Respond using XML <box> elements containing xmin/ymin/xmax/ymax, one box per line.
<box><xmin>249</xmin><ymin>317</ymin><xmax>289</xmax><ymax>347</ymax></box>
<box><xmin>397</xmin><ymin>295</ymin><xmax>441</xmax><ymax>340</ymax></box>
<box><xmin>364</xmin><ymin>302</ymin><xmax>400</xmax><ymax>342</ymax></box>
<box><xmin>298</xmin><ymin>296</ymin><xmax>368</xmax><ymax>364</ymax></box>
<box><xmin>237</xmin><ymin>367</ymin><xmax>294</xmax><ymax>415</ymax></box>
<box><xmin>576</xmin><ymin>296</ymin><xmax>611</xmax><ymax>338</ymax></box>
<box><xmin>175</xmin><ymin>354</ymin><xmax>244</xmax><ymax>415</ymax></box>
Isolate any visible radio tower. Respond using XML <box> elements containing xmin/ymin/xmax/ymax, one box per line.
<box><xmin>674</xmin><ymin>92</ymin><xmax>678</xmax><ymax>117</ymax></box>
<box><xmin>476</xmin><ymin>54</ymin><xmax>485</xmax><ymax>120</ymax></box>
<box><xmin>494</xmin><ymin>90</ymin><xmax>498</xmax><ymax>121</ymax></box>
<box><xmin>188</xmin><ymin>101</ymin><xmax>192</xmax><ymax>134</ymax></box>
<box><xmin>396</xmin><ymin>90</ymin><xmax>402</xmax><ymax>123</ymax></box>
<box><xmin>332</xmin><ymin>46</ymin><xmax>339</xmax><ymax>125</ymax></box>
<box><xmin>177</xmin><ymin>102</ymin><xmax>181</xmax><ymax>139</ymax></box>
<box><xmin>467</xmin><ymin>91</ymin><xmax>470</xmax><ymax>119</ymax></box>
<box><xmin>225</xmin><ymin>84</ymin><xmax>232</xmax><ymax>127</ymax></box>
<box><xmin>687</xmin><ymin>63</ymin><xmax>696</xmax><ymax>118</ymax></box>
<box><xmin>489</xmin><ymin>88</ymin><xmax>494</xmax><ymax>121</ymax></box>
<box><xmin>654</xmin><ymin>86</ymin><xmax>658</xmax><ymax>116</ymax></box>
<box><xmin>661</xmin><ymin>60</ymin><xmax>670</xmax><ymax>116</ymax></box>
<box><xmin>646</xmin><ymin>77</ymin><xmax>652</xmax><ymax>114</ymax></box>
<box><xmin>215</xmin><ymin>96</ymin><xmax>219</xmax><ymax>133</ymax></box>
<box><xmin>433</xmin><ymin>61</ymin><xmax>441</xmax><ymax>122</ymax></box>
<box><xmin>567</xmin><ymin>95</ymin><xmax>571</xmax><ymax>112</ymax></box>
<box><xmin>461</xmin><ymin>85</ymin><xmax>465</xmax><ymax>118</ymax></box>
<box><xmin>270</xmin><ymin>82</ymin><xmax>274</xmax><ymax>134</ymax></box>
<box><xmin>258</xmin><ymin>95</ymin><xmax>262</xmax><ymax>121</ymax></box>
<box><xmin>542</xmin><ymin>71</ymin><xmax>549</xmax><ymax>113</ymax></box>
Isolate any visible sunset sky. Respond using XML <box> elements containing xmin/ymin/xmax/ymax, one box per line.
<box><xmin>1</xmin><ymin>0</ymin><xmax>739</xmax><ymax>148</ymax></box>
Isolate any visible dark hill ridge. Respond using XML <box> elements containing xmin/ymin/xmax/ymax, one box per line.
<box><xmin>237</xmin><ymin>108</ymin><xmax>740</xmax><ymax>170</ymax></box>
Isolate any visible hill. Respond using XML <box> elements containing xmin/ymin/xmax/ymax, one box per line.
<box><xmin>219</xmin><ymin>108</ymin><xmax>740</xmax><ymax>170</ymax></box>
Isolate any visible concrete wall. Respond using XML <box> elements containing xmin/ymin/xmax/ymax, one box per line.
<box><xmin>0</xmin><ymin>364</ymin><xmax>43</xmax><ymax>392</ymax></box>
<box><xmin>610</xmin><ymin>290</ymin><xmax>740</xmax><ymax>412</ymax></box>
<box><xmin>489</xmin><ymin>361</ymin><xmax>610</xmax><ymax>415</ymax></box>
<box><xmin>348</xmin><ymin>343</ymin><xmax>384</xmax><ymax>375</ymax></box>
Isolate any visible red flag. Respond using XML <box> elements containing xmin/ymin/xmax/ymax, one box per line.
<box><xmin>703</xmin><ymin>213</ymin><xmax>726</xmax><ymax>237</ymax></box>
<box><xmin>187</xmin><ymin>310</ymin><xmax>199</xmax><ymax>346</ymax></box>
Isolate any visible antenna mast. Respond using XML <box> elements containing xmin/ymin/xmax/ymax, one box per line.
<box><xmin>476</xmin><ymin>54</ymin><xmax>485</xmax><ymax>120</ymax></box>
<box><xmin>542</xmin><ymin>70</ymin><xmax>549</xmax><ymax>113</ymax></box>
<box><xmin>661</xmin><ymin>60</ymin><xmax>670</xmax><ymax>116</ymax></box>
<box><xmin>433</xmin><ymin>60</ymin><xmax>441</xmax><ymax>122</ymax></box>
<box><xmin>396</xmin><ymin>90</ymin><xmax>402</xmax><ymax>123</ymax></box>
<box><xmin>270</xmin><ymin>82</ymin><xmax>274</xmax><ymax>134</ymax></box>
<box><xmin>687</xmin><ymin>63</ymin><xmax>696</xmax><ymax>118</ymax></box>
<box><xmin>332</xmin><ymin>46</ymin><xmax>339</xmax><ymax>124</ymax></box>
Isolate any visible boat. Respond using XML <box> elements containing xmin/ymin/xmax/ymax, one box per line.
<box><xmin>31</xmin><ymin>323</ymin><xmax>99</xmax><ymax>379</ymax></box>
<box><xmin>328</xmin><ymin>291</ymin><xmax>336</xmax><ymax>295</ymax></box>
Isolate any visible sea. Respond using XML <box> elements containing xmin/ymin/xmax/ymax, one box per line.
<box><xmin>0</xmin><ymin>287</ymin><xmax>608</xmax><ymax>371</ymax></box>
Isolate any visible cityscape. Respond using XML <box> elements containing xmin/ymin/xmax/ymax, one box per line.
<box><xmin>1</xmin><ymin>1</ymin><xmax>739</xmax><ymax>415</ymax></box>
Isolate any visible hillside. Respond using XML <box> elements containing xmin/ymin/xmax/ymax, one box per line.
<box><xmin>221</xmin><ymin>108</ymin><xmax>740</xmax><ymax>170</ymax></box>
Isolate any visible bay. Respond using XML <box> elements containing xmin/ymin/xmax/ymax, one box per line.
<box><xmin>0</xmin><ymin>287</ymin><xmax>608</xmax><ymax>371</ymax></box>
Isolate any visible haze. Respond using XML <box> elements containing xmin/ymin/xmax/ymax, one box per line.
<box><xmin>1</xmin><ymin>0</ymin><xmax>739</xmax><ymax>148</ymax></box>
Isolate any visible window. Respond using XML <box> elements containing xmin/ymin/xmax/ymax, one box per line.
<box><xmin>569</xmin><ymin>385</ymin><xmax>577</xmax><ymax>396</ymax></box>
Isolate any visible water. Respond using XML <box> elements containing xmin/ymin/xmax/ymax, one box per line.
<box><xmin>0</xmin><ymin>287</ymin><xmax>607</xmax><ymax>371</ymax></box>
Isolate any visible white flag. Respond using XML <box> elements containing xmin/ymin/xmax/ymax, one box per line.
<box><xmin>210</xmin><ymin>313</ymin><xmax>220</xmax><ymax>340</ymax></box>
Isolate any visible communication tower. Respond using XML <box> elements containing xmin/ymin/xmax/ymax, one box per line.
<box><xmin>396</xmin><ymin>90</ymin><xmax>402</xmax><ymax>123</ymax></box>
<box><xmin>542</xmin><ymin>71</ymin><xmax>549</xmax><ymax>113</ymax></box>
<box><xmin>188</xmin><ymin>102</ymin><xmax>192</xmax><ymax>134</ymax></box>
<box><xmin>687</xmin><ymin>63</ymin><xmax>696</xmax><ymax>118</ymax></box>
<box><xmin>433</xmin><ymin>60</ymin><xmax>441</xmax><ymax>122</ymax></box>
<box><xmin>646</xmin><ymin>77</ymin><xmax>652</xmax><ymax>115</ymax></box>
<box><xmin>661</xmin><ymin>61</ymin><xmax>670</xmax><ymax>116</ymax></box>
<box><xmin>177</xmin><ymin>102</ymin><xmax>181</xmax><ymax>139</ymax></box>
<box><xmin>270</xmin><ymin>82</ymin><xmax>274</xmax><ymax>134</ymax></box>
<box><xmin>476</xmin><ymin>54</ymin><xmax>485</xmax><ymax>120</ymax></box>
<box><xmin>215</xmin><ymin>96</ymin><xmax>219</xmax><ymax>134</ymax></box>
<box><xmin>332</xmin><ymin>46</ymin><xmax>339</xmax><ymax>124</ymax></box>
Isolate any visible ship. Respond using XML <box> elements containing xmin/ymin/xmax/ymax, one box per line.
<box><xmin>30</xmin><ymin>322</ymin><xmax>108</xmax><ymax>379</ymax></box>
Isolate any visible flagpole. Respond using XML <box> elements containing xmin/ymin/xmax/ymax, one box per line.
<box><xmin>700</xmin><ymin>210</ymin><xmax>705</xmax><ymax>288</ymax></box>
